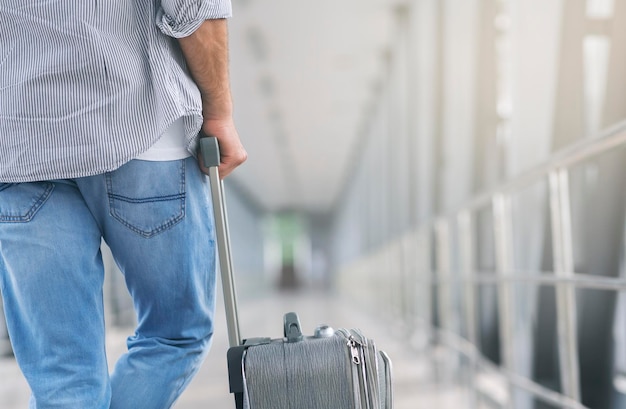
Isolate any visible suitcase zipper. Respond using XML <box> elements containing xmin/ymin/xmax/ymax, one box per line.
<box><xmin>354</xmin><ymin>330</ymin><xmax>381</xmax><ymax>409</ymax></box>
<box><xmin>338</xmin><ymin>329</ymin><xmax>376</xmax><ymax>409</ymax></box>
<box><xmin>348</xmin><ymin>336</ymin><xmax>362</xmax><ymax>364</ymax></box>
<box><xmin>338</xmin><ymin>330</ymin><xmax>362</xmax><ymax>408</ymax></box>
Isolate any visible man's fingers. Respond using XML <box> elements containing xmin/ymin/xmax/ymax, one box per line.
<box><xmin>218</xmin><ymin>149</ymin><xmax>247</xmax><ymax>179</ymax></box>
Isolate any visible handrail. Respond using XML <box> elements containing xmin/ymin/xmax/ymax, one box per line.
<box><xmin>432</xmin><ymin>271</ymin><xmax>626</xmax><ymax>291</ymax></box>
<box><xmin>458</xmin><ymin>119</ymin><xmax>626</xmax><ymax>212</ymax></box>
<box><xmin>424</xmin><ymin>120</ymin><xmax>626</xmax><ymax>405</ymax></box>
<box><xmin>435</xmin><ymin>328</ymin><xmax>590</xmax><ymax>409</ymax></box>
<box><xmin>338</xmin><ymin>119</ymin><xmax>626</xmax><ymax>408</ymax></box>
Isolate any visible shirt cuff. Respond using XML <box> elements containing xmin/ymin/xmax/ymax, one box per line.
<box><xmin>157</xmin><ymin>0</ymin><xmax>233</xmax><ymax>38</ymax></box>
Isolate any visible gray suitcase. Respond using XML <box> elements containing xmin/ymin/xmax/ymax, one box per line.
<box><xmin>200</xmin><ymin>137</ymin><xmax>393</xmax><ymax>409</ymax></box>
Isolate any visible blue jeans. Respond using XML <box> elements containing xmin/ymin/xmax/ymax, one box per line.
<box><xmin>0</xmin><ymin>157</ymin><xmax>217</xmax><ymax>408</ymax></box>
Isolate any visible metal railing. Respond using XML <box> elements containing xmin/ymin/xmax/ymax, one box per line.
<box><xmin>339</xmin><ymin>120</ymin><xmax>626</xmax><ymax>408</ymax></box>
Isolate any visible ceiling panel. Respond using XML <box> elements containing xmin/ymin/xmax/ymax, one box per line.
<box><xmin>228</xmin><ymin>0</ymin><xmax>396</xmax><ymax>212</ymax></box>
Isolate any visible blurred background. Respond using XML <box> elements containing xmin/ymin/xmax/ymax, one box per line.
<box><xmin>2</xmin><ymin>0</ymin><xmax>626</xmax><ymax>408</ymax></box>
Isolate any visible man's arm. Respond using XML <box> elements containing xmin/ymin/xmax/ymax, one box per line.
<box><xmin>178</xmin><ymin>18</ymin><xmax>246</xmax><ymax>178</ymax></box>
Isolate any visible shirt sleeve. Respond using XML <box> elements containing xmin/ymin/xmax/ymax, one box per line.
<box><xmin>156</xmin><ymin>0</ymin><xmax>232</xmax><ymax>38</ymax></box>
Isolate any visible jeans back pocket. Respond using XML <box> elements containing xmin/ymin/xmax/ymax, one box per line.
<box><xmin>106</xmin><ymin>160</ymin><xmax>186</xmax><ymax>238</ymax></box>
<box><xmin>0</xmin><ymin>182</ymin><xmax>54</xmax><ymax>223</ymax></box>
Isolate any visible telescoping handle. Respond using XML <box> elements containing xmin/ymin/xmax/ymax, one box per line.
<box><xmin>199</xmin><ymin>136</ymin><xmax>242</xmax><ymax>348</ymax></box>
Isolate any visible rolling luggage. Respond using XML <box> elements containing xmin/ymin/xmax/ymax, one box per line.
<box><xmin>200</xmin><ymin>137</ymin><xmax>393</xmax><ymax>409</ymax></box>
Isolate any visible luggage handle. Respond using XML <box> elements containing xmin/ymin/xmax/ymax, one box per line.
<box><xmin>199</xmin><ymin>136</ymin><xmax>242</xmax><ymax>348</ymax></box>
<box><xmin>283</xmin><ymin>312</ymin><xmax>303</xmax><ymax>343</ymax></box>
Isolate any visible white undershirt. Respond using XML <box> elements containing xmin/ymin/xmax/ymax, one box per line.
<box><xmin>136</xmin><ymin>118</ymin><xmax>191</xmax><ymax>161</ymax></box>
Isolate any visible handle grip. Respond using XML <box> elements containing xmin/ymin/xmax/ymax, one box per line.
<box><xmin>199</xmin><ymin>136</ymin><xmax>221</xmax><ymax>168</ymax></box>
<box><xmin>199</xmin><ymin>136</ymin><xmax>242</xmax><ymax>348</ymax></box>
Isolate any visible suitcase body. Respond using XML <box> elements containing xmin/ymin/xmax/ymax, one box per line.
<box><xmin>200</xmin><ymin>137</ymin><xmax>393</xmax><ymax>409</ymax></box>
<box><xmin>227</xmin><ymin>313</ymin><xmax>393</xmax><ymax>409</ymax></box>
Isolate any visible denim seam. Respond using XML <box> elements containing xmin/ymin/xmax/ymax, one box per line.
<box><xmin>0</xmin><ymin>182</ymin><xmax>55</xmax><ymax>223</ymax></box>
<box><xmin>105</xmin><ymin>161</ymin><xmax>186</xmax><ymax>238</ymax></box>
<box><xmin>108</xmin><ymin>193</ymin><xmax>185</xmax><ymax>204</ymax></box>
<box><xmin>180</xmin><ymin>159</ymin><xmax>187</xmax><ymax>219</ymax></box>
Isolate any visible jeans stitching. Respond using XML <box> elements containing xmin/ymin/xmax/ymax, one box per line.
<box><xmin>108</xmin><ymin>193</ymin><xmax>185</xmax><ymax>204</ymax></box>
<box><xmin>180</xmin><ymin>159</ymin><xmax>186</xmax><ymax>223</ymax></box>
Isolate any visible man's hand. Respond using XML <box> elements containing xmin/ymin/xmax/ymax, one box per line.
<box><xmin>178</xmin><ymin>18</ymin><xmax>246</xmax><ymax>178</ymax></box>
<box><xmin>201</xmin><ymin>117</ymin><xmax>247</xmax><ymax>178</ymax></box>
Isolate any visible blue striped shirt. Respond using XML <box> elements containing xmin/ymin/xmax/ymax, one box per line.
<box><xmin>0</xmin><ymin>0</ymin><xmax>232</xmax><ymax>182</ymax></box>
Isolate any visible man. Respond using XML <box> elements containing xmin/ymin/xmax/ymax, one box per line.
<box><xmin>0</xmin><ymin>1</ymin><xmax>246</xmax><ymax>408</ymax></box>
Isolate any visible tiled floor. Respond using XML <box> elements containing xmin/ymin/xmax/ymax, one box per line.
<box><xmin>0</xmin><ymin>288</ymin><xmax>469</xmax><ymax>408</ymax></box>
